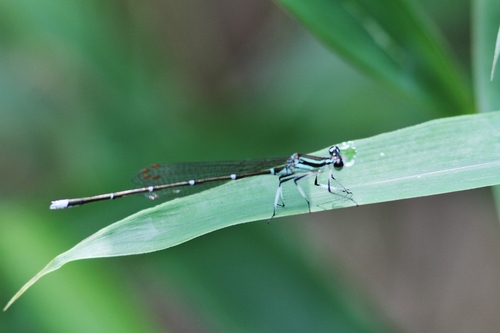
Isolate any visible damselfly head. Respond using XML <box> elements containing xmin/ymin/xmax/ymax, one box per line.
<box><xmin>329</xmin><ymin>145</ymin><xmax>344</xmax><ymax>170</ymax></box>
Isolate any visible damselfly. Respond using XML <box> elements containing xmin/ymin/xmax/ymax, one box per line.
<box><xmin>50</xmin><ymin>145</ymin><xmax>355</xmax><ymax>219</ymax></box>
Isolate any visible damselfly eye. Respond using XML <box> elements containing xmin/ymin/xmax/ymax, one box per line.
<box><xmin>334</xmin><ymin>159</ymin><xmax>344</xmax><ymax>169</ymax></box>
<box><xmin>329</xmin><ymin>145</ymin><xmax>340</xmax><ymax>157</ymax></box>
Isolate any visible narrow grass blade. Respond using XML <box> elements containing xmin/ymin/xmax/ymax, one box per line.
<box><xmin>472</xmin><ymin>0</ymin><xmax>500</xmax><ymax>213</ymax></box>
<box><xmin>473</xmin><ymin>0</ymin><xmax>500</xmax><ymax>111</ymax></box>
<box><xmin>490</xmin><ymin>25</ymin><xmax>500</xmax><ymax>81</ymax></box>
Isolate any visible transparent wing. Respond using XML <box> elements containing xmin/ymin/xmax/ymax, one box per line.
<box><xmin>131</xmin><ymin>158</ymin><xmax>288</xmax><ymax>201</ymax></box>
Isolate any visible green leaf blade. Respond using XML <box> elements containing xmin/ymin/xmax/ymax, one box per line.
<box><xmin>6</xmin><ymin>111</ymin><xmax>500</xmax><ymax>310</ymax></box>
<box><xmin>275</xmin><ymin>0</ymin><xmax>474</xmax><ymax>115</ymax></box>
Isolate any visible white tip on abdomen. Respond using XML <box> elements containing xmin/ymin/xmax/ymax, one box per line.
<box><xmin>50</xmin><ymin>199</ymin><xmax>70</xmax><ymax>210</ymax></box>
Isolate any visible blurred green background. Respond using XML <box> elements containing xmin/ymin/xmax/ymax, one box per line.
<box><xmin>1</xmin><ymin>0</ymin><xmax>499</xmax><ymax>332</ymax></box>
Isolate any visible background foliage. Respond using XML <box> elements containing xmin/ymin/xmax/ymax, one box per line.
<box><xmin>1</xmin><ymin>0</ymin><xmax>499</xmax><ymax>332</ymax></box>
